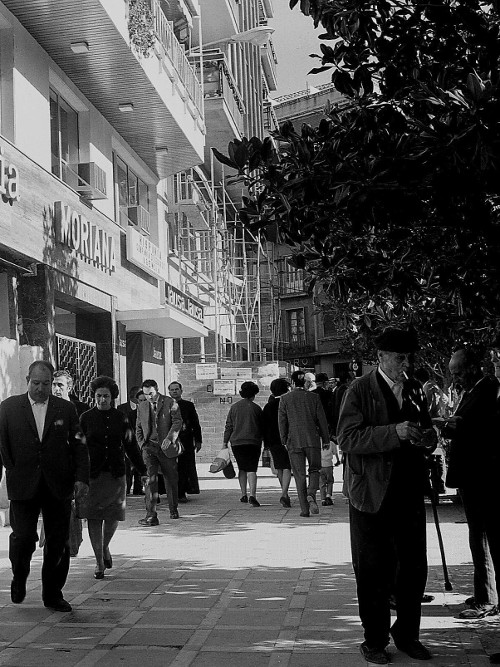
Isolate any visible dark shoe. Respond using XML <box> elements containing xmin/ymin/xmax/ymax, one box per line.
<box><xmin>178</xmin><ymin>496</ymin><xmax>188</xmax><ymax>503</ymax></box>
<box><xmin>490</xmin><ymin>653</ymin><xmax>500</xmax><ymax>664</ymax></box>
<box><xmin>240</xmin><ymin>494</ymin><xmax>248</xmax><ymax>503</ymax></box>
<box><xmin>299</xmin><ymin>511</ymin><xmax>310</xmax><ymax>517</ymax></box>
<box><xmin>103</xmin><ymin>552</ymin><xmax>112</xmax><ymax>569</ymax></box>
<box><xmin>422</xmin><ymin>594</ymin><xmax>434</xmax><ymax>603</ymax></box>
<box><xmin>11</xmin><ymin>578</ymin><xmax>26</xmax><ymax>604</ymax></box>
<box><xmin>44</xmin><ymin>598</ymin><xmax>72</xmax><ymax>612</ymax></box>
<box><xmin>307</xmin><ymin>495</ymin><xmax>319</xmax><ymax>514</ymax></box>
<box><xmin>94</xmin><ymin>569</ymin><xmax>105</xmax><ymax>580</ymax></box>
<box><xmin>459</xmin><ymin>603</ymin><xmax>498</xmax><ymax>619</ymax></box>
<box><xmin>321</xmin><ymin>500</ymin><xmax>327</xmax><ymax>506</ymax></box>
<box><xmin>138</xmin><ymin>516</ymin><xmax>159</xmax><ymax>526</ymax></box>
<box><xmin>325</xmin><ymin>496</ymin><xmax>334</xmax><ymax>506</ymax></box>
<box><xmin>170</xmin><ymin>510</ymin><xmax>180</xmax><ymax>519</ymax></box>
<box><xmin>280</xmin><ymin>496</ymin><xmax>291</xmax><ymax>508</ymax></box>
<box><xmin>249</xmin><ymin>496</ymin><xmax>260</xmax><ymax>507</ymax></box>
<box><xmin>465</xmin><ymin>596</ymin><xmax>476</xmax><ymax>606</ymax></box>
<box><xmin>360</xmin><ymin>642</ymin><xmax>390</xmax><ymax>664</ymax></box>
<box><xmin>132</xmin><ymin>490</ymin><xmax>145</xmax><ymax>496</ymax></box>
<box><xmin>391</xmin><ymin>634</ymin><xmax>431</xmax><ymax>660</ymax></box>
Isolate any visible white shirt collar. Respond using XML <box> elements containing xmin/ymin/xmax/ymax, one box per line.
<box><xmin>377</xmin><ymin>366</ymin><xmax>400</xmax><ymax>389</ymax></box>
<box><xmin>28</xmin><ymin>395</ymin><xmax>49</xmax><ymax>407</ymax></box>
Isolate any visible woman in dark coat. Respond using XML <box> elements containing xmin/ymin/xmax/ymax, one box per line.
<box><xmin>80</xmin><ymin>376</ymin><xmax>147</xmax><ymax>579</ymax></box>
<box><xmin>262</xmin><ymin>378</ymin><xmax>292</xmax><ymax>507</ymax></box>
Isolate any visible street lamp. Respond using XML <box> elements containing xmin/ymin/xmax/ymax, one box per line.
<box><xmin>189</xmin><ymin>26</ymin><xmax>275</xmax><ymax>53</ymax></box>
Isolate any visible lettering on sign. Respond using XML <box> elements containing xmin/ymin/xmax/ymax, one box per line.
<box><xmin>164</xmin><ymin>283</ymin><xmax>204</xmax><ymax>324</ymax></box>
<box><xmin>53</xmin><ymin>201</ymin><xmax>116</xmax><ymax>273</ymax></box>
<box><xmin>126</xmin><ymin>227</ymin><xmax>166</xmax><ymax>280</ymax></box>
<box><xmin>0</xmin><ymin>147</ymin><xmax>20</xmax><ymax>203</ymax></box>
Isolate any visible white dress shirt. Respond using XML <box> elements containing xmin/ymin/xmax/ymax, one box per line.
<box><xmin>29</xmin><ymin>396</ymin><xmax>48</xmax><ymax>440</ymax></box>
<box><xmin>378</xmin><ymin>367</ymin><xmax>403</xmax><ymax>408</ymax></box>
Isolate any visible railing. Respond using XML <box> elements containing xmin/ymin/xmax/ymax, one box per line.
<box><xmin>150</xmin><ymin>0</ymin><xmax>203</xmax><ymax>115</ymax></box>
<box><xmin>199</xmin><ymin>50</ymin><xmax>245</xmax><ymax>134</ymax></box>
<box><xmin>263</xmin><ymin>101</ymin><xmax>279</xmax><ymax>133</ymax></box>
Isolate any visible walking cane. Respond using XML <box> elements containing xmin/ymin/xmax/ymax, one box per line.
<box><xmin>429</xmin><ymin>456</ymin><xmax>453</xmax><ymax>591</ymax></box>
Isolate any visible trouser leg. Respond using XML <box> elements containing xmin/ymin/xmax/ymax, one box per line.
<box><xmin>9</xmin><ymin>498</ymin><xmax>40</xmax><ymax>583</ymax></box>
<box><xmin>319</xmin><ymin>468</ymin><xmax>327</xmax><ymax>500</ymax></box>
<box><xmin>288</xmin><ymin>450</ymin><xmax>308</xmax><ymax>513</ymax></box>
<box><xmin>305</xmin><ymin>447</ymin><xmax>321</xmax><ymax>499</ymax></box>
<box><xmin>142</xmin><ymin>446</ymin><xmax>159</xmax><ymax>518</ymax></box>
<box><xmin>158</xmin><ymin>453</ymin><xmax>179</xmax><ymax>513</ymax></box>
<box><xmin>40</xmin><ymin>489</ymin><xmax>71</xmax><ymax>603</ymax></box>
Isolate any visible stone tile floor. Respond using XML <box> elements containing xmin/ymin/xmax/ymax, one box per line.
<box><xmin>0</xmin><ymin>467</ymin><xmax>498</xmax><ymax>666</ymax></box>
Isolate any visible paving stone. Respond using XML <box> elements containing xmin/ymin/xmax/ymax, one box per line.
<box><xmin>92</xmin><ymin>646</ymin><xmax>179</xmax><ymax>666</ymax></box>
<box><xmin>0</xmin><ymin>647</ymin><xmax>88</xmax><ymax>666</ymax></box>
<box><xmin>117</xmin><ymin>627</ymin><xmax>194</xmax><ymax>647</ymax></box>
<box><xmin>190</xmin><ymin>651</ymin><xmax>273</xmax><ymax>666</ymax></box>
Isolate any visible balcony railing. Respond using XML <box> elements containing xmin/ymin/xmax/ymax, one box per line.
<box><xmin>263</xmin><ymin>101</ymin><xmax>279</xmax><ymax>133</ymax></box>
<box><xmin>197</xmin><ymin>50</ymin><xmax>245</xmax><ymax>134</ymax></box>
<box><xmin>150</xmin><ymin>0</ymin><xmax>203</xmax><ymax>115</ymax></box>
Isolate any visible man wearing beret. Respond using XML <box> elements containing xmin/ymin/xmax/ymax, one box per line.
<box><xmin>338</xmin><ymin>328</ymin><xmax>437</xmax><ymax>664</ymax></box>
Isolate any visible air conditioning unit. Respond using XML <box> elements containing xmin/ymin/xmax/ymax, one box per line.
<box><xmin>75</xmin><ymin>162</ymin><xmax>107</xmax><ymax>200</ymax></box>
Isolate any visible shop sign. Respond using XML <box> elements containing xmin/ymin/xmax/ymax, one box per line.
<box><xmin>213</xmin><ymin>379</ymin><xmax>236</xmax><ymax>396</ymax></box>
<box><xmin>164</xmin><ymin>283</ymin><xmax>204</xmax><ymax>324</ymax></box>
<box><xmin>0</xmin><ymin>147</ymin><xmax>20</xmax><ymax>203</ymax></box>
<box><xmin>220</xmin><ymin>367</ymin><xmax>252</xmax><ymax>380</ymax></box>
<box><xmin>195</xmin><ymin>363</ymin><xmax>218</xmax><ymax>380</ymax></box>
<box><xmin>126</xmin><ymin>227</ymin><xmax>166</xmax><ymax>280</ymax></box>
<box><xmin>53</xmin><ymin>201</ymin><xmax>117</xmax><ymax>273</ymax></box>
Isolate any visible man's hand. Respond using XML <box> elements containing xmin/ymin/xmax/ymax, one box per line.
<box><xmin>74</xmin><ymin>481</ymin><xmax>89</xmax><ymax>501</ymax></box>
<box><xmin>140</xmin><ymin>475</ymin><xmax>149</xmax><ymax>486</ymax></box>
<box><xmin>396</xmin><ymin>421</ymin><xmax>423</xmax><ymax>443</ymax></box>
<box><xmin>194</xmin><ymin>441</ymin><xmax>202</xmax><ymax>453</ymax></box>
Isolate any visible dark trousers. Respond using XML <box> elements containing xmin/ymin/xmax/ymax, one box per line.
<box><xmin>177</xmin><ymin>442</ymin><xmax>200</xmax><ymax>497</ymax></box>
<box><xmin>125</xmin><ymin>458</ymin><xmax>143</xmax><ymax>494</ymax></box>
<box><xmin>288</xmin><ymin>447</ymin><xmax>321</xmax><ymax>513</ymax></box>
<box><xmin>142</xmin><ymin>442</ymin><xmax>178</xmax><ymax>515</ymax></box>
<box><xmin>9</xmin><ymin>479</ymin><xmax>71</xmax><ymax>603</ymax></box>
<box><xmin>460</xmin><ymin>484</ymin><xmax>500</xmax><ymax>605</ymax></box>
<box><xmin>349</xmin><ymin>488</ymin><xmax>427</xmax><ymax>648</ymax></box>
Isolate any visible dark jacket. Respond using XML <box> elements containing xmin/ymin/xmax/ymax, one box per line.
<box><xmin>313</xmin><ymin>386</ymin><xmax>335</xmax><ymax>437</ymax></box>
<box><xmin>0</xmin><ymin>393</ymin><xmax>89</xmax><ymax>500</ymax></box>
<box><xmin>176</xmin><ymin>399</ymin><xmax>202</xmax><ymax>448</ymax></box>
<box><xmin>444</xmin><ymin>375</ymin><xmax>499</xmax><ymax>488</ymax></box>
<box><xmin>136</xmin><ymin>393</ymin><xmax>183</xmax><ymax>448</ymax></box>
<box><xmin>262</xmin><ymin>395</ymin><xmax>281</xmax><ymax>449</ymax></box>
<box><xmin>278</xmin><ymin>388</ymin><xmax>330</xmax><ymax>451</ymax></box>
<box><xmin>80</xmin><ymin>407</ymin><xmax>146</xmax><ymax>479</ymax></box>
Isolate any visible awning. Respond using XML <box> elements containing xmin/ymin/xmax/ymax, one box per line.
<box><xmin>116</xmin><ymin>306</ymin><xmax>209</xmax><ymax>339</ymax></box>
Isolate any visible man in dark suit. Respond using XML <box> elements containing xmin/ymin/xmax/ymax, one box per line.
<box><xmin>338</xmin><ymin>328</ymin><xmax>436</xmax><ymax>664</ymax></box>
<box><xmin>168</xmin><ymin>382</ymin><xmax>202</xmax><ymax>502</ymax></box>
<box><xmin>440</xmin><ymin>348</ymin><xmax>500</xmax><ymax>621</ymax></box>
<box><xmin>278</xmin><ymin>370</ymin><xmax>330</xmax><ymax>517</ymax></box>
<box><xmin>0</xmin><ymin>360</ymin><xmax>89</xmax><ymax>612</ymax></box>
<box><xmin>136</xmin><ymin>379</ymin><xmax>183</xmax><ymax>524</ymax></box>
<box><xmin>117</xmin><ymin>386</ymin><xmax>143</xmax><ymax>495</ymax></box>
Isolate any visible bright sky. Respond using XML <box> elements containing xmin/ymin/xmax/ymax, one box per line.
<box><xmin>270</xmin><ymin>1</ymin><xmax>334</xmax><ymax>97</ymax></box>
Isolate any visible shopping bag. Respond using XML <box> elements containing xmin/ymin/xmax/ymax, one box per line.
<box><xmin>209</xmin><ymin>448</ymin><xmax>230</xmax><ymax>473</ymax></box>
<box><xmin>222</xmin><ymin>460</ymin><xmax>236</xmax><ymax>479</ymax></box>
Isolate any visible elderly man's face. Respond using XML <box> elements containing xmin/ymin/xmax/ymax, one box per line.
<box><xmin>27</xmin><ymin>365</ymin><xmax>52</xmax><ymax>403</ymax></box>
<box><xmin>52</xmin><ymin>375</ymin><xmax>71</xmax><ymax>401</ymax></box>
<box><xmin>449</xmin><ymin>350</ymin><xmax>477</xmax><ymax>391</ymax></box>
<box><xmin>490</xmin><ymin>349</ymin><xmax>500</xmax><ymax>380</ymax></box>
<box><xmin>378</xmin><ymin>351</ymin><xmax>412</xmax><ymax>383</ymax></box>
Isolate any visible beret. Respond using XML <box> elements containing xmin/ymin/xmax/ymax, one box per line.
<box><xmin>375</xmin><ymin>327</ymin><xmax>419</xmax><ymax>353</ymax></box>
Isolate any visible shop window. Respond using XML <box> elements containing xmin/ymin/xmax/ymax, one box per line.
<box><xmin>50</xmin><ymin>89</ymin><xmax>79</xmax><ymax>187</ymax></box>
<box><xmin>285</xmin><ymin>308</ymin><xmax>306</xmax><ymax>345</ymax></box>
<box><xmin>113</xmin><ymin>153</ymin><xmax>150</xmax><ymax>235</ymax></box>
<box><xmin>323</xmin><ymin>312</ymin><xmax>337</xmax><ymax>337</ymax></box>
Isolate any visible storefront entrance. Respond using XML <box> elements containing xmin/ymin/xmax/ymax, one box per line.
<box><xmin>56</xmin><ymin>333</ymin><xmax>97</xmax><ymax>404</ymax></box>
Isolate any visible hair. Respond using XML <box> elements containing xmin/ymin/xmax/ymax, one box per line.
<box><xmin>239</xmin><ymin>381</ymin><xmax>259</xmax><ymax>399</ymax></box>
<box><xmin>142</xmin><ymin>379</ymin><xmax>158</xmax><ymax>390</ymax></box>
<box><xmin>129</xmin><ymin>385</ymin><xmax>141</xmax><ymax>399</ymax></box>
<box><xmin>315</xmin><ymin>372</ymin><xmax>329</xmax><ymax>384</ymax></box>
<box><xmin>90</xmin><ymin>375</ymin><xmax>119</xmax><ymax>399</ymax></box>
<box><xmin>291</xmin><ymin>370</ymin><xmax>306</xmax><ymax>387</ymax></box>
<box><xmin>337</xmin><ymin>371</ymin><xmax>352</xmax><ymax>384</ymax></box>
<box><xmin>28</xmin><ymin>360</ymin><xmax>54</xmax><ymax>378</ymax></box>
<box><xmin>135</xmin><ymin>389</ymin><xmax>145</xmax><ymax>399</ymax></box>
<box><xmin>413</xmin><ymin>367</ymin><xmax>430</xmax><ymax>383</ymax></box>
<box><xmin>168</xmin><ymin>381</ymin><xmax>183</xmax><ymax>390</ymax></box>
<box><xmin>453</xmin><ymin>347</ymin><xmax>483</xmax><ymax>370</ymax></box>
<box><xmin>53</xmin><ymin>369</ymin><xmax>74</xmax><ymax>389</ymax></box>
<box><xmin>270</xmin><ymin>378</ymin><xmax>290</xmax><ymax>397</ymax></box>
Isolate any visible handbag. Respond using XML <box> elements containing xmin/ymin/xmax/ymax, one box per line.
<box><xmin>222</xmin><ymin>460</ymin><xmax>236</xmax><ymax>479</ymax></box>
<box><xmin>161</xmin><ymin>438</ymin><xmax>185</xmax><ymax>458</ymax></box>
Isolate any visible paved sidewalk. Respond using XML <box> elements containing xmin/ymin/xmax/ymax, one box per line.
<box><xmin>0</xmin><ymin>466</ymin><xmax>498</xmax><ymax>666</ymax></box>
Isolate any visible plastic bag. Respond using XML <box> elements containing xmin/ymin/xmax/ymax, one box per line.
<box><xmin>209</xmin><ymin>447</ymin><xmax>230</xmax><ymax>473</ymax></box>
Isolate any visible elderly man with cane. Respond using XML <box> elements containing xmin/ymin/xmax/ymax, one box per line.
<box><xmin>338</xmin><ymin>328</ymin><xmax>437</xmax><ymax>664</ymax></box>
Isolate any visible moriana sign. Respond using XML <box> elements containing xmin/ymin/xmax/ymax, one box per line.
<box><xmin>53</xmin><ymin>201</ymin><xmax>116</xmax><ymax>273</ymax></box>
<box><xmin>0</xmin><ymin>147</ymin><xmax>20</xmax><ymax>202</ymax></box>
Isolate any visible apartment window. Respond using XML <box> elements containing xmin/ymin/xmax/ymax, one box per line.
<box><xmin>286</xmin><ymin>308</ymin><xmax>306</xmax><ymax>345</ymax></box>
<box><xmin>114</xmin><ymin>154</ymin><xmax>150</xmax><ymax>233</ymax></box>
<box><xmin>50</xmin><ymin>90</ymin><xmax>79</xmax><ymax>186</ymax></box>
<box><xmin>278</xmin><ymin>257</ymin><xmax>305</xmax><ymax>295</ymax></box>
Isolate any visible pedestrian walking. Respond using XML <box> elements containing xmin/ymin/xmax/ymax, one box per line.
<box><xmin>79</xmin><ymin>376</ymin><xmax>147</xmax><ymax>579</ymax></box>
<box><xmin>278</xmin><ymin>370</ymin><xmax>330</xmax><ymax>517</ymax></box>
<box><xmin>0</xmin><ymin>360</ymin><xmax>89</xmax><ymax>612</ymax></box>
<box><xmin>262</xmin><ymin>378</ymin><xmax>292</xmax><ymax>508</ymax></box>
<box><xmin>117</xmin><ymin>386</ymin><xmax>144</xmax><ymax>496</ymax></box>
<box><xmin>338</xmin><ymin>328</ymin><xmax>437</xmax><ymax>664</ymax></box>
<box><xmin>222</xmin><ymin>381</ymin><xmax>263</xmax><ymax>507</ymax></box>
<box><xmin>168</xmin><ymin>382</ymin><xmax>202</xmax><ymax>502</ymax></box>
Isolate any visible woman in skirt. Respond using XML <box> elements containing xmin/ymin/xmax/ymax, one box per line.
<box><xmin>80</xmin><ymin>376</ymin><xmax>147</xmax><ymax>579</ymax></box>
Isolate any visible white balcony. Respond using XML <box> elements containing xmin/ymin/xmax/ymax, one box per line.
<box><xmin>74</xmin><ymin>162</ymin><xmax>107</xmax><ymax>200</ymax></box>
<box><xmin>127</xmin><ymin>205</ymin><xmax>151</xmax><ymax>235</ymax></box>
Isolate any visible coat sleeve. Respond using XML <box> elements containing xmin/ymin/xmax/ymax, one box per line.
<box><xmin>223</xmin><ymin>407</ymin><xmax>234</xmax><ymax>445</ymax></box>
<box><xmin>0</xmin><ymin>399</ymin><xmax>14</xmax><ymax>470</ymax></box>
<box><xmin>316</xmin><ymin>396</ymin><xmax>330</xmax><ymax>444</ymax></box>
<box><xmin>278</xmin><ymin>398</ymin><xmax>288</xmax><ymax>446</ymax></box>
<box><xmin>68</xmin><ymin>402</ymin><xmax>90</xmax><ymax>485</ymax></box>
<box><xmin>337</xmin><ymin>384</ymin><xmax>401</xmax><ymax>455</ymax></box>
<box><xmin>122</xmin><ymin>413</ymin><xmax>146</xmax><ymax>475</ymax></box>
<box><xmin>190</xmin><ymin>404</ymin><xmax>202</xmax><ymax>443</ymax></box>
<box><xmin>166</xmin><ymin>400</ymin><xmax>183</xmax><ymax>443</ymax></box>
<box><xmin>136</xmin><ymin>404</ymin><xmax>146</xmax><ymax>448</ymax></box>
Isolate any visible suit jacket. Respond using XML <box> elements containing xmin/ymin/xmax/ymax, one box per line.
<box><xmin>338</xmin><ymin>370</ymin><xmax>432</xmax><ymax>513</ymax></box>
<box><xmin>445</xmin><ymin>375</ymin><xmax>499</xmax><ymax>488</ymax></box>
<box><xmin>278</xmin><ymin>388</ymin><xmax>330</xmax><ymax>451</ymax></box>
<box><xmin>176</xmin><ymin>399</ymin><xmax>202</xmax><ymax>449</ymax></box>
<box><xmin>135</xmin><ymin>393</ymin><xmax>182</xmax><ymax>449</ymax></box>
<box><xmin>0</xmin><ymin>393</ymin><xmax>90</xmax><ymax>501</ymax></box>
<box><xmin>117</xmin><ymin>401</ymin><xmax>138</xmax><ymax>431</ymax></box>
